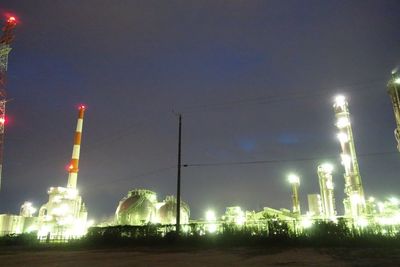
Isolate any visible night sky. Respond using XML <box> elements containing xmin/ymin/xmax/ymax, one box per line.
<box><xmin>0</xmin><ymin>1</ymin><xmax>399</xmax><ymax>221</ymax></box>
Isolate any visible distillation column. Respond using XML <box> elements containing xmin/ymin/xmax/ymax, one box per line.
<box><xmin>67</xmin><ymin>105</ymin><xmax>86</xmax><ymax>189</ymax></box>
<box><xmin>317</xmin><ymin>163</ymin><xmax>336</xmax><ymax>219</ymax></box>
<box><xmin>387</xmin><ymin>70</ymin><xmax>400</xmax><ymax>151</ymax></box>
<box><xmin>333</xmin><ymin>96</ymin><xmax>365</xmax><ymax>219</ymax></box>
<box><xmin>288</xmin><ymin>174</ymin><xmax>301</xmax><ymax>216</ymax></box>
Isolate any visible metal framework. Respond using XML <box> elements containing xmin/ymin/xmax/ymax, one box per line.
<box><xmin>0</xmin><ymin>17</ymin><xmax>17</xmax><ymax>190</ymax></box>
<box><xmin>387</xmin><ymin>70</ymin><xmax>400</xmax><ymax>151</ymax></box>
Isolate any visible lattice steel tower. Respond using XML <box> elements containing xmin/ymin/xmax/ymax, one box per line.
<box><xmin>387</xmin><ymin>69</ymin><xmax>400</xmax><ymax>151</ymax></box>
<box><xmin>0</xmin><ymin>16</ymin><xmax>17</xmax><ymax>190</ymax></box>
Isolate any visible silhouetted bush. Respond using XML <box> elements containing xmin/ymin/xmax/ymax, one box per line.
<box><xmin>3</xmin><ymin>219</ymin><xmax>400</xmax><ymax>249</ymax></box>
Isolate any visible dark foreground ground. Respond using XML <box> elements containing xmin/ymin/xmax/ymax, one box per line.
<box><xmin>1</xmin><ymin>247</ymin><xmax>400</xmax><ymax>267</ymax></box>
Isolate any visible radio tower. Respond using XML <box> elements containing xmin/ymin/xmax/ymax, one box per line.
<box><xmin>0</xmin><ymin>16</ymin><xmax>17</xmax><ymax>190</ymax></box>
<box><xmin>387</xmin><ymin>69</ymin><xmax>400</xmax><ymax>151</ymax></box>
<box><xmin>333</xmin><ymin>95</ymin><xmax>365</xmax><ymax>219</ymax></box>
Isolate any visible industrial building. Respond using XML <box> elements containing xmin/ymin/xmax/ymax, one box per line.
<box><xmin>36</xmin><ymin>105</ymin><xmax>88</xmax><ymax>239</ymax></box>
<box><xmin>0</xmin><ymin>106</ymin><xmax>90</xmax><ymax>239</ymax></box>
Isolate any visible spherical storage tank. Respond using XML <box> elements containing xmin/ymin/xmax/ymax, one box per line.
<box><xmin>157</xmin><ymin>196</ymin><xmax>190</xmax><ymax>225</ymax></box>
<box><xmin>115</xmin><ymin>189</ymin><xmax>157</xmax><ymax>225</ymax></box>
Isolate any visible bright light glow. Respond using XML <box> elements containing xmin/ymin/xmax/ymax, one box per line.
<box><xmin>38</xmin><ymin>226</ymin><xmax>51</xmax><ymax>237</ymax></box>
<box><xmin>378</xmin><ymin>202</ymin><xmax>385</xmax><ymax>212</ymax></box>
<box><xmin>288</xmin><ymin>174</ymin><xmax>300</xmax><ymax>184</ymax></box>
<box><xmin>394</xmin><ymin>78</ymin><xmax>400</xmax><ymax>85</ymax></box>
<box><xmin>368</xmin><ymin>196</ymin><xmax>375</xmax><ymax>202</ymax></box>
<box><xmin>53</xmin><ymin>195</ymin><xmax>62</xmax><ymax>203</ymax></box>
<box><xmin>301</xmin><ymin>216</ymin><xmax>313</xmax><ymax>229</ymax></box>
<box><xmin>87</xmin><ymin>219</ymin><xmax>95</xmax><ymax>228</ymax></box>
<box><xmin>205</xmin><ymin>210</ymin><xmax>218</xmax><ymax>233</ymax></box>
<box><xmin>21</xmin><ymin>201</ymin><xmax>37</xmax><ymax>217</ymax></box>
<box><xmin>334</xmin><ymin>95</ymin><xmax>346</xmax><ymax>107</ymax></box>
<box><xmin>26</xmin><ymin>225</ymin><xmax>37</xmax><ymax>233</ymax></box>
<box><xmin>66</xmin><ymin>188</ymin><xmax>78</xmax><ymax>199</ymax></box>
<box><xmin>326</xmin><ymin>180</ymin><xmax>334</xmax><ymax>190</ymax></box>
<box><xmin>205</xmin><ymin>210</ymin><xmax>216</xmax><ymax>222</ymax></box>
<box><xmin>79</xmin><ymin>105</ymin><xmax>86</xmax><ymax>110</ymax></box>
<box><xmin>7</xmin><ymin>16</ymin><xmax>16</xmax><ymax>23</ymax></box>
<box><xmin>356</xmin><ymin>217</ymin><xmax>368</xmax><ymax>228</ymax></box>
<box><xmin>320</xmin><ymin>163</ymin><xmax>334</xmax><ymax>174</ymax></box>
<box><xmin>341</xmin><ymin>154</ymin><xmax>351</xmax><ymax>170</ymax></box>
<box><xmin>350</xmin><ymin>194</ymin><xmax>362</xmax><ymax>205</ymax></box>
<box><xmin>389</xmin><ymin>197</ymin><xmax>399</xmax><ymax>205</ymax></box>
<box><xmin>337</xmin><ymin>132</ymin><xmax>349</xmax><ymax>143</ymax></box>
<box><xmin>376</xmin><ymin>215</ymin><xmax>400</xmax><ymax>226</ymax></box>
<box><xmin>336</xmin><ymin>117</ymin><xmax>350</xmax><ymax>128</ymax></box>
<box><xmin>207</xmin><ymin>223</ymin><xmax>218</xmax><ymax>233</ymax></box>
<box><xmin>150</xmin><ymin>214</ymin><xmax>160</xmax><ymax>224</ymax></box>
<box><xmin>0</xmin><ymin>117</ymin><xmax>5</xmax><ymax>124</ymax></box>
<box><xmin>53</xmin><ymin>204</ymin><xmax>70</xmax><ymax>216</ymax></box>
<box><xmin>235</xmin><ymin>214</ymin><xmax>246</xmax><ymax>226</ymax></box>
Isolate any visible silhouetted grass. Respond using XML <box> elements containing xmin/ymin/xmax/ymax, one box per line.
<box><xmin>2</xmin><ymin>219</ymin><xmax>400</xmax><ymax>249</ymax></box>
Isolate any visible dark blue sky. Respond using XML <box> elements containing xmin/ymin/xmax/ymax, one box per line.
<box><xmin>0</xmin><ymin>0</ymin><xmax>399</xmax><ymax>220</ymax></box>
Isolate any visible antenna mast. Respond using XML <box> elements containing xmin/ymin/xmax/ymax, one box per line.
<box><xmin>0</xmin><ymin>16</ymin><xmax>17</xmax><ymax>190</ymax></box>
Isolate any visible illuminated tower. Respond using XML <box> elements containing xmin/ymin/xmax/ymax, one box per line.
<box><xmin>387</xmin><ymin>69</ymin><xmax>400</xmax><ymax>151</ymax></box>
<box><xmin>67</xmin><ymin>105</ymin><xmax>86</xmax><ymax>188</ymax></box>
<box><xmin>317</xmin><ymin>163</ymin><xmax>336</xmax><ymax>219</ymax></box>
<box><xmin>0</xmin><ymin>16</ymin><xmax>17</xmax><ymax>189</ymax></box>
<box><xmin>333</xmin><ymin>95</ymin><xmax>365</xmax><ymax>218</ymax></box>
<box><xmin>288</xmin><ymin>174</ymin><xmax>301</xmax><ymax>216</ymax></box>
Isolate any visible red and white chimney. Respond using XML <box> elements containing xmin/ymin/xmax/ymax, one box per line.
<box><xmin>67</xmin><ymin>105</ymin><xmax>86</xmax><ymax>188</ymax></box>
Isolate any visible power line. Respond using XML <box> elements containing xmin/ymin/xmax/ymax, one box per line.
<box><xmin>180</xmin><ymin>78</ymin><xmax>386</xmax><ymax>114</ymax></box>
<box><xmin>183</xmin><ymin>150</ymin><xmax>398</xmax><ymax>168</ymax></box>
<box><xmin>88</xmin><ymin>166</ymin><xmax>175</xmax><ymax>189</ymax></box>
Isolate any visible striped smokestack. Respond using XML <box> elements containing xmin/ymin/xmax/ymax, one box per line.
<box><xmin>67</xmin><ymin>105</ymin><xmax>86</xmax><ymax>188</ymax></box>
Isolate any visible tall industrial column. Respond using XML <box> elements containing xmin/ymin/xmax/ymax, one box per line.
<box><xmin>288</xmin><ymin>174</ymin><xmax>301</xmax><ymax>216</ymax></box>
<box><xmin>387</xmin><ymin>70</ymin><xmax>400</xmax><ymax>151</ymax></box>
<box><xmin>67</xmin><ymin>105</ymin><xmax>86</xmax><ymax>189</ymax></box>
<box><xmin>0</xmin><ymin>16</ymin><xmax>17</xmax><ymax>190</ymax></box>
<box><xmin>333</xmin><ymin>96</ymin><xmax>365</xmax><ymax>219</ymax></box>
<box><xmin>317</xmin><ymin>163</ymin><xmax>336</xmax><ymax>219</ymax></box>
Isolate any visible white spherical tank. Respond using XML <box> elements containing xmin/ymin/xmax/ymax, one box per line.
<box><xmin>157</xmin><ymin>196</ymin><xmax>190</xmax><ymax>225</ymax></box>
<box><xmin>115</xmin><ymin>189</ymin><xmax>157</xmax><ymax>225</ymax></box>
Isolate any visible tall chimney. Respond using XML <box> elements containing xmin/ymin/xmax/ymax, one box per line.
<box><xmin>67</xmin><ymin>105</ymin><xmax>86</xmax><ymax>188</ymax></box>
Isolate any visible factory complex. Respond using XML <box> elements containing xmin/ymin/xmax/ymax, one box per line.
<box><xmin>1</xmin><ymin>16</ymin><xmax>400</xmax><ymax>240</ymax></box>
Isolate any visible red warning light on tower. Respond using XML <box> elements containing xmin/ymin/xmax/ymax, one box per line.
<box><xmin>6</xmin><ymin>16</ymin><xmax>17</xmax><ymax>25</ymax></box>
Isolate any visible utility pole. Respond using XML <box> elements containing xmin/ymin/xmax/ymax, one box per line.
<box><xmin>176</xmin><ymin>114</ymin><xmax>182</xmax><ymax>235</ymax></box>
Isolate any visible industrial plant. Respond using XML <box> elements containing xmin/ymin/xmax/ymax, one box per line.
<box><xmin>0</xmin><ymin>15</ymin><xmax>400</xmax><ymax>240</ymax></box>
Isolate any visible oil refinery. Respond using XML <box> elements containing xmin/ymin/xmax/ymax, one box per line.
<box><xmin>1</xmin><ymin>15</ymin><xmax>400</xmax><ymax>240</ymax></box>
